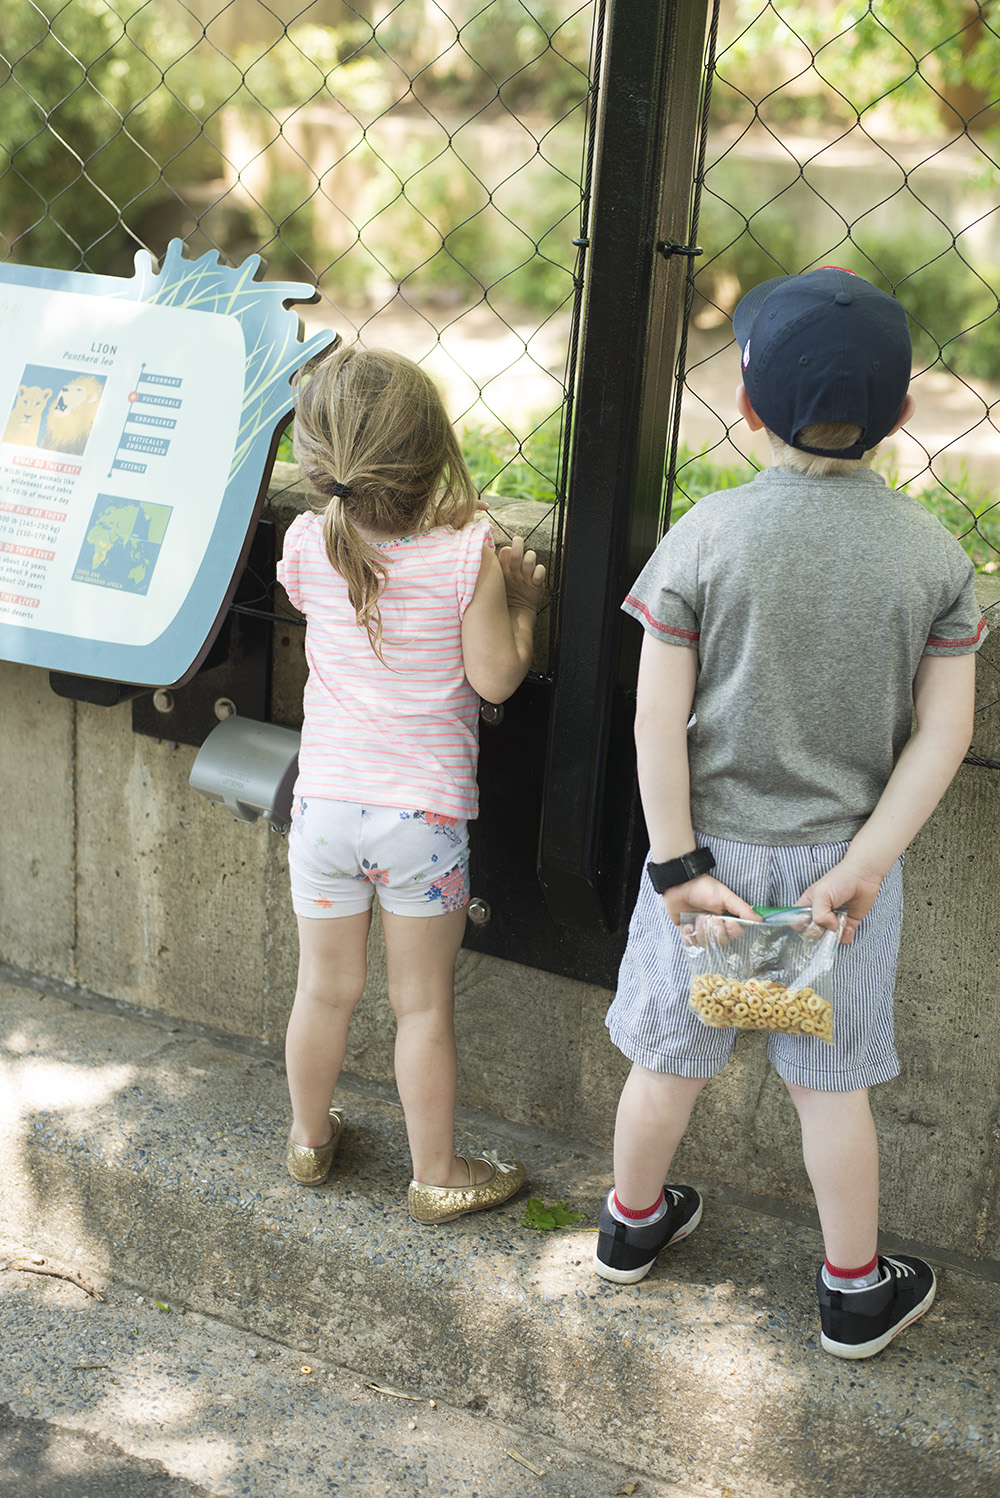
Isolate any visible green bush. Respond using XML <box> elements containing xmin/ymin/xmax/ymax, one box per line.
<box><xmin>851</xmin><ymin>242</ymin><xmax>1000</xmax><ymax>383</ymax></box>
<box><xmin>670</xmin><ymin>448</ymin><xmax>1000</xmax><ymax>572</ymax></box>
<box><xmin>373</xmin><ymin>1</ymin><xmax>592</xmax><ymax>117</ymax></box>
<box><xmin>461</xmin><ymin>416</ymin><xmax>564</xmax><ymax>503</ymax></box>
<box><xmin>348</xmin><ymin>117</ymin><xmax>582</xmax><ymax>311</ymax></box>
<box><xmin>231</xmin><ymin>23</ymin><xmax>385</xmax><ymax>116</ymax></box>
<box><xmin>698</xmin><ymin>4</ymin><xmax>1000</xmax><ymax>381</ymax></box>
<box><xmin>274</xmin><ymin>421</ymin><xmax>997</xmax><ymax>574</ymax></box>
<box><xmin>220</xmin><ymin>8</ymin><xmax>589</xmax><ymax>311</ymax></box>
<box><xmin>0</xmin><ymin>0</ymin><xmax>227</xmax><ymax>270</ymax></box>
<box><xmin>694</xmin><ymin>206</ymin><xmax>1000</xmax><ymax>384</ymax></box>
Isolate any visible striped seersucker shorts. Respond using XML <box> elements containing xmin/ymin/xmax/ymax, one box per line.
<box><xmin>606</xmin><ymin>835</ymin><xmax>903</xmax><ymax>1091</ymax></box>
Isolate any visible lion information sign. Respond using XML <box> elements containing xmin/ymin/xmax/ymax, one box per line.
<box><xmin>0</xmin><ymin>240</ymin><xmax>335</xmax><ymax>686</ymax></box>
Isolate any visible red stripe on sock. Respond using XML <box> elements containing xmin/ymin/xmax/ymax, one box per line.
<box><xmin>613</xmin><ymin>1190</ymin><xmax>665</xmax><ymax>1221</ymax></box>
<box><xmin>825</xmin><ymin>1254</ymin><xmax>878</xmax><ymax>1281</ymax></box>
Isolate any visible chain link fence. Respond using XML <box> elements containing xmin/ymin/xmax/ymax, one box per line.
<box><xmin>679</xmin><ymin>3</ymin><xmax>1000</xmax><ymax>542</ymax></box>
<box><xmin>674</xmin><ymin>0</ymin><xmax>1000</xmax><ymax>760</ymax></box>
<box><xmin>1</xmin><ymin>0</ymin><xmax>596</xmax><ymax>634</ymax></box>
<box><xmin>3</xmin><ymin>0</ymin><xmax>999</xmax><ymax>602</ymax></box>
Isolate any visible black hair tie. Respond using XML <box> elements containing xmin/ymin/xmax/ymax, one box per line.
<box><xmin>330</xmin><ymin>480</ymin><xmax>353</xmax><ymax>498</ymax></box>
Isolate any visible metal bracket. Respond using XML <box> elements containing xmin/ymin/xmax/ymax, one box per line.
<box><xmin>131</xmin><ymin>521</ymin><xmax>275</xmax><ymax>747</ymax></box>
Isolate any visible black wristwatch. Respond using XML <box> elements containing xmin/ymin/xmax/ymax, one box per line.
<box><xmin>647</xmin><ymin>848</ymin><xmax>715</xmax><ymax>893</ymax></box>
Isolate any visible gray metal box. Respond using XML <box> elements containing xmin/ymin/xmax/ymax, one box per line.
<box><xmin>189</xmin><ymin>715</ymin><xmax>300</xmax><ymax>832</ymax></box>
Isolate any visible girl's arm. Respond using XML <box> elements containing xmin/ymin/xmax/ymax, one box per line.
<box><xmin>461</xmin><ymin>536</ymin><xmax>546</xmax><ymax>703</ymax></box>
<box><xmin>635</xmin><ymin>632</ymin><xmax>757</xmax><ymax>923</ymax></box>
<box><xmin>801</xmin><ymin>650</ymin><xmax>976</xmax><ymax>942</ymax></box>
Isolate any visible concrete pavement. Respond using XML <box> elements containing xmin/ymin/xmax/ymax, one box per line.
<box><xmin>2</xmin><ymin>968</ymin><xmax>1000</xmax><ymax>1498</ymax></box>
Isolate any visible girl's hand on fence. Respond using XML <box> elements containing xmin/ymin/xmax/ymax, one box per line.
<box><xmin>498</xmin><ymin>535</ymin><xmax>546</xmax><ymax>613</ymax></box>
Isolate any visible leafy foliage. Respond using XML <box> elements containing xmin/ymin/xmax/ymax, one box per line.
<box><xmin>372</xmin><ymin>2</ymin><xmax>593</xmax><ymax>116</ymax></box>
<box><xmin>276</xmin><ymin>416</ymin><xmax>999</xmax><ymax>573</ymax></box>
<box><xmin>700</xmin><ymin>4</ymin><xmax>1000</xmax><ymax>379</ymax></box>
<box><xmin>460</xmin><ymin>417</ymin><xmax>564</xmax><ymax>504</ymax></box>
<box><xmin>715</xmin><ymin>1</ymin><xmax>1000</xmax><ymax>136</ymax></box>
<box><xmin>783</xmin><ymin>0</ymin><xmax>1000</xmax><ymax>135</ymax></box>
<box><xmin>671</xmin><ymin>449</ymin><xmax>1000</xmax><ymax>573</ymax></box>
<box><xmin>0</xmin><ymin>0</ymin><xmax>227</xmax><ymax>269</ymax></box>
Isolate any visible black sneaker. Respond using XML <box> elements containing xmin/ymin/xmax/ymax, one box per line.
<box><xmin>817</xmin><ymin>1253</ymin><xmax>937</xmax><ymax>1358</ymax></box>
<box><xmin>593</xmin><ymin>1185</ymin><xmax>703</xmax><ymax>1284</ymax></box>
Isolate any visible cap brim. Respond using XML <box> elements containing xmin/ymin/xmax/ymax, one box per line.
<box><xmin>732</xmin><ymin>272</ymin><xmax>797</xmax><ymax>348</ymax></box>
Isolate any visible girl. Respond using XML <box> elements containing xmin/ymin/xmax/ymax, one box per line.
<box><xmin>276</xmin><ymin>345</ymin><xmax>546</xmax><ymax>1226</ymax></box>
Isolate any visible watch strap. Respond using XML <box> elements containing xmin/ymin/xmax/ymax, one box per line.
<box><xmin>647</xmin><ymin>847</ymin><xmax>716</xmax><ymax>893</ymax></box>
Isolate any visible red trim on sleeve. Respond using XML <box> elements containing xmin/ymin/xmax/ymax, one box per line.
<box><xmin>625</xmin><ymin>593</ymin><xmax>700</xmax><ymax>643</ymax></box>
<box><xmin>927</xmin><ymin>616</ymin><xmax>986</xmax><ymax>650</ymax></box>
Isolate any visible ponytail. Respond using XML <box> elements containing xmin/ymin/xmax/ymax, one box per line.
<box><xmin>321</xmin><ymin>498</ymin><xmax>390</xmax><ymax>662</ymax></box>
<box><xmin>293</xmin><ymin>345</ymin><xmax>478</xmax><ymax>661</ymax></box>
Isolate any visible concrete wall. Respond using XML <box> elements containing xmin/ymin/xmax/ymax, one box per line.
<box><xmin>2</xmin><ymin>475</ymin><xmax>999</xmax><ymax>1261</ymax></box>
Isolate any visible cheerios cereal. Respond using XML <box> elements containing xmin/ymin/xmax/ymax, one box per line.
<box><xmin>689</xmin><ymin>972</ymin><xmax>833</xmax><ymax>1043</ymax></box>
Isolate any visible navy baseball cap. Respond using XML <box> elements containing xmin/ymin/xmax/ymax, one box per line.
<box><xmin>733</xmin><ymin>267</ymin><xmax>911</xmax><ymax>459</ymax></box>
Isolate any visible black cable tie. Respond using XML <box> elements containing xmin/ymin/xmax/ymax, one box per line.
<box><xmin>657</xmin><ymin>238</ymin><xmax>703</xmax><ymax>258</ymax></box>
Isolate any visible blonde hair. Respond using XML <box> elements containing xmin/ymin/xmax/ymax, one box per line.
<box><xmin>767</xmin><ymin>421</ymin><xmax>875</xmax><ymax>477</ymax></box>
<box><xmin>292</xmin><ymin>345</ymin><xmax>478</xmax><ymax>659</ymax></box>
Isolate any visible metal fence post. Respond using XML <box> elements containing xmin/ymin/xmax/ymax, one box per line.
<box><xmin>537</xmin><ymin>0</ymin><xmax>714</xmax><ymax>932</ymax></box>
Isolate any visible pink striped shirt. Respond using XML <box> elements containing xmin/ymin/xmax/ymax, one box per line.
<box><xmin>277</xmin><ymin>511</ymin><xmax>492</xmax><ymax>818</ymax></box>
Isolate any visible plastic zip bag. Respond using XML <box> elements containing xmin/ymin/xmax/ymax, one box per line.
<box><xmin>680</xmin><ymin>906</ymin><xmax>845</xmax><ymax>1044</ymax></box>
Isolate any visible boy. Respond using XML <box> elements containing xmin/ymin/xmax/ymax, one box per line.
<box><xmin>596</xmin><ymin>267</ymin><xmax>985</xmax><ymax>1358</ymax></box>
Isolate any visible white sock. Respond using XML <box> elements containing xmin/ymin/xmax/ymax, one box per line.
<box><xmin>822</xmin><ymin>1259</ymin><xmax>881</xmax><ymax>1291</ymax></box>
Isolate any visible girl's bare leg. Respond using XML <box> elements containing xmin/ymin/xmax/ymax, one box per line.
<box><xmin>285</xmin><ymin>910</ymin><xmax>371</xmax><ymax>1147</ymax></box>
<box><xmin>381</xmin><ymin>906</ymin><xmax>491</xmax><ymax>1188</ymax></box>
<box><xmin>613</xmin><ymin>1065</ymin><xmax>711</xmax><ymax>1207</ymax></box>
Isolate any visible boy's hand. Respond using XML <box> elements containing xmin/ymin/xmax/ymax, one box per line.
<box><xmin>662</xmin><ymin>875</ymin><xmax>758</xmax><ymax>928</ymax></box>
<box><xmin>798</xmin><ymin>863</ymin><xmax>884</xmax><ymax>944</ymax></box>
<box><xmin>498</xmin><ymin>535</ymin><xmax>546</xmax><ymax>613</ymax></box>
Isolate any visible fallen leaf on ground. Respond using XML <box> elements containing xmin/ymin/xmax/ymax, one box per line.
<box><xmin>522</xmin><ymin>1198</ymin><xmax>587</xmax><ymax>1232</ymax></box>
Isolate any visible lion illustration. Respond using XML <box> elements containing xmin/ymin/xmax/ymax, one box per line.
<box><xmin>3</xmin><ymin>385</ymin><xmax>52</xmax><ymax>447</ymax></box>
<box><xmin>38</xmin><ymin>374</ymin><xmax>105</xmax><ymax>456</ymax></box>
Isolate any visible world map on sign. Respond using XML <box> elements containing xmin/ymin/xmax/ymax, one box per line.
<box><xmin>73</xmin><ymin>495</ymin><xmax>172</xmax><ymax>596</ymax></box>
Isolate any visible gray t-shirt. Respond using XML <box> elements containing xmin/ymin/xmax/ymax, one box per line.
<box><xmin>623</xmin><ymin>465</ymin><xmax>986</xmax><ymax>844</ymax></box>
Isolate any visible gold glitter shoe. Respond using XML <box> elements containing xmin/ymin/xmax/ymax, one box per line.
<box><xmin>408</xmin><ymin>1153</ymin><xmax>526</xmax><ymax>1225</ymax></box>
<box><xmin>286</xmin><ymin>1108</ymin><xmax>344</xmax><ymax>1187</ymax></box>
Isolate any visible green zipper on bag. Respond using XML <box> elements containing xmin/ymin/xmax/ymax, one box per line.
<box><xmin>752</xmin><ymin>905</ymin><xmax>846</xmax><ymax>921</ymax></box>
<box><xmin>752</xmin><ymin>905</ymin><xmax>809</xmax><ymax>920</ymax></box>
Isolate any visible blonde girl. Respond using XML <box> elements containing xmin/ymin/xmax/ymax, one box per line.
<box><xmin>276</xmin><ymin>345</ymin><xmax>545</xmax><ymax>1224</ymax></box>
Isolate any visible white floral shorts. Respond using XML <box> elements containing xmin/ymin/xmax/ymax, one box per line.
<box><xmin>288</xmin><ymin>797</ymin><xmax>470</xmax><ymax>918</ymax></box>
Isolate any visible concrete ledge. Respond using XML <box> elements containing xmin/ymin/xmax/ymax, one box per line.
<box><xmin>3</xmin><ymin>976</ymin><xmax>999</xmax><ymax>1498</ymax></box>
